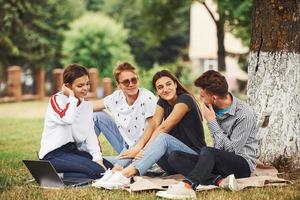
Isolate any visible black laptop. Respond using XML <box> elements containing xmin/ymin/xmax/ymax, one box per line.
<box><xmin>23</xmin><ymin>160</ymin><xmax>93</xmax><ymax>188</ymax></box>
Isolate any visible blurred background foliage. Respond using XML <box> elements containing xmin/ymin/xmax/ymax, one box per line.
<box><xmin>62</xmin><ymin>13</ymin><xmax>134</xmax><ymax>78</ymax></box>
<box><xmin>0</xmin><ymin>0</ymin><xmax>252</xmax><ymax>90</ymax></box>
<box><xmin>98</xmin><ymin>0</ymin><xmax>191</xmax><ymax>69</ymax></box>
<box><xmin>0</xmin><ymin>0</ymin><xmax>86</xmax><ymax>70</ymax></box>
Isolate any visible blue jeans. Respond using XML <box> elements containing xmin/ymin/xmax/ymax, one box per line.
<box><xmin>93</xmin><ymin>111</ymin><xmax>132</xmax><ymax>167</ymax></box>
<box><xmin>132</xmin><ymin>133</ymin><xmax>198</xmax><ymax>175</ymax></box>
<box><xmin>43</xmin><ymin>142</ymin><xmax>113</xmax><ymax>179</ymax></box>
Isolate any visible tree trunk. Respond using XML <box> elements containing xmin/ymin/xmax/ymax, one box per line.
<box><xmin>216</xmin><ymin>18</ymin><xmax>226</xmax><ymax>72</ymax></box>
<box><xmin>247</xmin><ymin>0</ymin><xmax>300</xmax><ymax>169</ymax></box>
<box><xmin>200</xmin><ymin>0</ymin><xmax>226</xmax><ymax>72</ymax></box>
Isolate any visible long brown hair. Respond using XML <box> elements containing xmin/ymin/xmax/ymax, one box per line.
<box><xmin>152</xmin><ymin>70</ymin><xmax>190</xmax><ymax>95</ymax></box>
<box><xmin>152</xmin><ymin>70</ymin><xmax>203</xmax><ymax>121</ymax></box>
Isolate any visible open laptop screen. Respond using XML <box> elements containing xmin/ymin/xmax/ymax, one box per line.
<box><xmin>23</xmin><ymin>160</ymin><xmax>92</xmax><ymax>188</ymax></box>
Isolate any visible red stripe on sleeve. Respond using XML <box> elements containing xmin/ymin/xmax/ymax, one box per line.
<box><xmin>50</xmin><ymin>95</ymin><xmax>70</xmax><ymax>118</ymax></box>
<box><xmin>50</xmin><ymin>95</ymin><xmax>61</xmax><ymax>112</ymax></box>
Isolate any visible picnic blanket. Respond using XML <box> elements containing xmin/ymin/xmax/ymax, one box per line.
<box><xmin>127</xmin><ymin>164</ymin><xmax>291</xmax><ymax>192</ymax></box>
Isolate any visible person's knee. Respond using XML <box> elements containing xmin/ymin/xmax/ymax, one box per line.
<box><xmin>156</xmin><ymin>133</ymin><xmax>169</xmax><ymax>142</ymax></box>
<box><xmin>151</xmin><ymin>133</ymin><xmax>170</xmax><ymax>149</ymax></box>
<box><xmin>93</xmin><ymin>111</ymin><xmax>113</xmax><ymax>136</ymax></box>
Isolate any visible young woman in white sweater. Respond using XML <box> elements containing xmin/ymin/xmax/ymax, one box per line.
<box><xmin>39</xmin><ymin>64</ymin><xmax>112</xmax><ymax>179</ymax></box>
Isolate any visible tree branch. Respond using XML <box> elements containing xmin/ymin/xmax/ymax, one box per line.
<box><xmin>196</xmin><ymin>0</ymin><xmax>218</xmax><ymax>24</ymax></box>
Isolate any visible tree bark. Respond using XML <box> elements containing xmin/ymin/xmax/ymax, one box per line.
<box><xmin>216</xmin><ymin>18</ymin><xmax>226</xmax><ymax>72</ymax></box>
<box><xmin>247</xmin><ymin>0</ymin><xmax>300</xmax><ymax>169</ymax></box>
<box><xmin>199</xmin><ymin>0</ymin><xmax>226</xmax><ymax>71</ymax></box>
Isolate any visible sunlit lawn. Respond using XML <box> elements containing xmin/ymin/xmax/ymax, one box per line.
<box><xmin>0</xmin><ymin>100</ymin><xmax>299</xmax><ymax>199</ymax></box>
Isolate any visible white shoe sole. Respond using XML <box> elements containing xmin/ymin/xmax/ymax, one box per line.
<box><xmin>228</xmin><ymin>175</ymin><xmax>239</xmax><ymax>191</ymax></box>
<box><xmin>156</xmin><ymin>191</ymin><xmax>196</xmax><ymax>199</ymax></box>
<box><xmin>92</xmin><ymin>181</ymin><xmax>107</xmax><ymax>188</ymax></box>
<box><xmin>92</xmin><ymin>176</ymin><xmax>114</xmax><ymax>188</ymax></box>
<box><xmin>100</xmin><ymin>182</ymin><xmax>130</xmax><ymax>190</ymax></box>
<box><xmin>92</xmin><ymin>180</ymin><xmax>116</xmax><ymax>189</ymax></box>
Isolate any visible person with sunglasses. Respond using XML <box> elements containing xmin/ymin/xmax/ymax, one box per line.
<box><xmin>93</xmin><ymin>62</ymin><xmax>157</xmax><ymax>171</ymax></box>
<box><xmin>92</xmin><ymin>70</ymin><xmax>206</xmax><ymax>193</ymax></box>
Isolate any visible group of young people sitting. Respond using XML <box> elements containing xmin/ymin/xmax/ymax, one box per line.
<box><xmin>38</xmin><ymin>62</ymin><xmax>257</xmax><ymax>199</ymax></box>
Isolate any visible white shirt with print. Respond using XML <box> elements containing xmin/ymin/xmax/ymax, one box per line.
<box><xmin>103</xmin><ymin>88</ymin><xmax>157</xmax><ymax>147</ymax></box>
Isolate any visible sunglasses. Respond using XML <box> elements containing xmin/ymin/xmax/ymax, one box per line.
<box><xmin>119</xmin><ymin>77</ymin><xmax>138</xmax><ymax>86</ymax></box>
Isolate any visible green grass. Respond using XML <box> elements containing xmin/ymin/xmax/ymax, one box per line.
<box><xmin>0</xmin><ymin>101</ymin><xmax>299</xmax><ymax>200</ymax></box>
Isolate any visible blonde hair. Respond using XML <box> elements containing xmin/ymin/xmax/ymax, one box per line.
<box><xmin>113</xmin><ymin>62</ymin><xmax>137</xmax><ymax>83</ymax></box>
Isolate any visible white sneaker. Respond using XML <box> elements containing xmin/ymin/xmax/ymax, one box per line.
<box><xmin>99</xmin><ymin>171</ymin><xmax>131</xmax><ymax>190</ymax></box>
<box><xmin>92</xmin><ymin>169</ymin><xmax>114</xmax><ymax>188</ymax></box>
<box><xmin>156</xmin><ymin>181</ymin><xmax>196</xmax><ymax>199</ymax></box>
<box><xmin>219</xmin><ymin>174</ymin><xmax>240</xmax><ymax>191</ymax></box>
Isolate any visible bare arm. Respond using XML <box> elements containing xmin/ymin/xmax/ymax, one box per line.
<box><xmin>119</xmin><ymin>105</ymin><xmax>164</xmax><ymax>159</ymax></box>
<box><xmin>158</xmin><ymin>103</ymin><xmax>189</xmax><ymax>133</ymax></box>
<box><xmin>133</xmin><ymin>102</ymin><xmax>190</xmax><ymax>160</ymax></box>
<box><xmin>143</xmin><ymin>103</ymin><xmax>190</xmax><ymax>149</ymax></box>
<box><xmin>120</xmin><ymin>102</ymin><xmax>190</xmax><ymax>159</ymax></box>
<box><xmin>135</xmin><ymin>105</ymin><xmax>164</xmax><ymax>148</ymax></box>
<box><xmin>93</xmin><ymin>99</ymin><xmax>105</xmax><ymax>112</ymax></box>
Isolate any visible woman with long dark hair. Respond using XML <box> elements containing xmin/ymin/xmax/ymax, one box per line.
<box><xmin>93</xmin><ymin>70</ymin><xmax>206</xmax><ymax>194</ymax></box>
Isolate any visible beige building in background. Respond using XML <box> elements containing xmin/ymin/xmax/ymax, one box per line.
<box><xmin>189</xmin><ymin>0</ymin><xmax>248</xmax><ymax>92</ymax></box>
